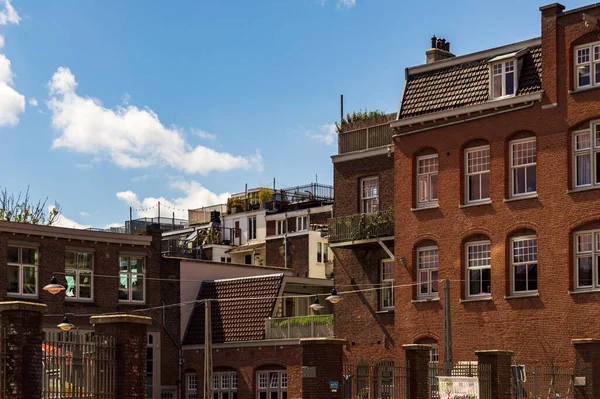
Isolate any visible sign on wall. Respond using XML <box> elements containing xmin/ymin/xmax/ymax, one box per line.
<box><xmin>438</xmin><ymin>376</ymin><xmax>479</xmax><ymax>399</ymax></box>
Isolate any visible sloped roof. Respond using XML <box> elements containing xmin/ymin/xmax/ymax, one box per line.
<box><xmin>399</xmin><ymin>45</ymin><xmax>542</xmax><ymax>119</ymax></box>
<box><xmin>182</xmin><ymin>274</ymin><xmax>284</xmax><ymax>345</ymax></box>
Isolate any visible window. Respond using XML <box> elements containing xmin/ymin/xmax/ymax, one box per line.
<box><xmin>511</xmin><ymin>236</ymin><xmax>538</xmax><ymax>294</ymax></box>
<box><xmin>248</xmin><ymin>216</ymin><xmax>257</xmax><ymax>240</ymax></box>
<box><xmin>360</xmin><ymin>177</ymin><xmax>379</xmax><ymax>213</ymax></box>
<box><xmin>7</xmin><ymin>246</ymin><xmax>38</xmax><ymax>297</ymax></box>
<box><xmin>510</xmin><ymin>138</ymin><xmax>536</xmax><ymax>197</ymax></box>
<box><xmin>429</xmin><ymin>344</ymin><xmax>439</xmax><ymax>364</ymax></box>
<box><xmin>573</xmin><ymin>229</ymin><xmax>600</xmax><ymax>290</ymax></box>
<box><xmin>276</xmin><ymin>220</ymin><xmax>286</xmax><ymax>235</ymax></box>
<box><xmin>245</xmin><ymin>254</ymin><xmax>252</xmax><ymax>265</ymax></box>
<box><xmin>466</xmin><ymin>241</ymin><xmax>491</xmax><ymax>297</ymax></box>
<box><xmin>214</xmin><ymin>371</ymin><xmax>238</xmax><ymax>399</ymax></box>
<box><xmin>257</xmin><ymin>370</ymin><xmax>287</xmax><ymax>399</ymax></box>
<box><xmin>147</xmin><ymin>332</ymin><xmax>161</xmax><ymax>399</ymax></box>
<box><xmin>573</xmin><ymin>124</ymin><xmax>600</xmax><ymax>188</ymax></box>
<box><xmin>186</xmin><ymin>374</ymin><xmax>198</xmax><ymax>399</ymax></box>
<box><xmin>465</xmin><ymin>146</ymin><xmax>490</xmax><ymax>203</ymax></box>
<box><xmin>317</xmin><ymin>242</ymin><xmax>323</xmax><ymax>263</ymax></box>
<box><xmin>574</xmin><ymin>42</ymin><xmax>600</xmax><ymax>89</ymax></box>
<box><xmin>417</xmin><ymin>246</ymin><xmax>439</xmax><ymax>298</ymax></box>
<box><xmin>65</xmin><ymin>251</ymin><xmax>93</xmax><ymax>300</ymax></box>
<box><xmin>323</xmin><ymin>243</ymin><xmax>329</xmax><ymax>263</ymax></box>
<box><xmin>491</xmin><ymin>60</ymin><xmax>515</xmax><ymax>99</ymax></box>
<box><xmin>296</xmin><ymin>216</ymin><xmax>308</xmax><ymax>231</ymax></box>
<box><xmin>417</xmin><ymin>155</ymin><xmax>438</xmax><ymax>206</ymax></box>
<box><xmin>380</xmin><ymin>259</ymin><xmax>394</xmax><ymax>309</ymax></box>
<box><xmin>119</xmin><ymin>256</ymin><xmax>145</xmax><ymax>303</ymax></box>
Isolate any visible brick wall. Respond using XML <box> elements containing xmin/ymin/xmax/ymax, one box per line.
<box><xmin>266</xmin><ymin>236</ymin><xmax>309</xmax><ymax>277</ymax></box>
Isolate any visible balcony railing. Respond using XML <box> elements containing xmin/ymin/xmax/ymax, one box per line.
<box><xmin>328</xmin><ymin>209</ymin><xmax>394</xmax><ymax>244</ymax></box>
<box><xmin>126</xmin><ymin>217</ymin><xmax>188</xmax><ymax>234</ymax></box>
<box><xmin>161</xmin><ymin>226</ymin><xmax>239</xmax><ymax>258</ymax></box>
<box><xmin>264</xmin><ymin>315</ymin><xmax>334</xmax><ymax>340</ymax></box>
<box><xmin>338</xmin><ymin>121</ymin><xmax>395</xmax><ymax>154</ymax></box>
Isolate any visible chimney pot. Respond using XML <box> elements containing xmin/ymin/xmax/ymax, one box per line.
<box><xmin>431</xmin><ymin>35</ymin><xmax>437</xmax><ymax>48</ymax></box>
<box><xmin>446</xmin><ymin>41</ymin><xmax>451</xmax><ymax>52</ymax></box>
<box><xmin>426</xmin><ymin>36</ymin><xmax>455</xmax><ymax>64</ymax></box>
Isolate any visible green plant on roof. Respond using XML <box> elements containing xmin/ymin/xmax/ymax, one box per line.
<box><xmin>271</xmin><ymin>315</ymin><xmax>332</xmax><ymax>329</ymax></box>
<box><xmin>227</xmin><ymin>197</ymin><xmax>244</xmax><ymax>211</ymax></box>
<box><xmin>335</xmin><ymin>108</ymin><xmax>386</xmax><ymax>132</ymax></box>
<box><xmin>258</xmin><ymin>188</ymin><xmax>272</xmax><ymax>203</ymax></box>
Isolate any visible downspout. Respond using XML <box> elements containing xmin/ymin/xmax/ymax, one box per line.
<box><xmin>284</xmin><ymin>212</ymin><xmax>288</xmax><ymax>269</ymax></box>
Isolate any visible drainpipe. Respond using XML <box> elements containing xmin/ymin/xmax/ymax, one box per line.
<box><xmin>284</xmin><ymin>212</ymin><xmax>288</xmax><ymax>269</ymax></box>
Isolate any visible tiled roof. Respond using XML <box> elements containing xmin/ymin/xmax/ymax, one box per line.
<box><xmin>399</xmin><ymin>45</ymin><xmax>542</xmax><ymax>119</ymax></box>
<box><xmin>182</xmin><ymin>274</ymin><xmax>284</xmax><ymax>345</ymax></box>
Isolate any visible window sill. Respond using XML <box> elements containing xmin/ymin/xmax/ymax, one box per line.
<box><xmin>411</xmin><ymin>297</ymin><xmax>440</xmax><ymax>304</ymax></box>
<box><xmin>460</xmin><ymin>296</ymin><xmax>493</xmax><ymax>304</ymax></box>
<box><xmin>504</xmin><ymin>293</ymin><xmax>539</xmax><ymax>300</ymax></box>
<box><xmin>65</xmin><ymin>298</ymin><xmax>95</xmax><ymax>304</ymax></box>
<box><xmin>411</xmin><ymin>204</ymin><xmax>440</xmax><ymax>212</ymax></box>
<box><xmin>503</xmin><ymin>194</ymin><xmax>538</xmax><ymax>203</ymax></box>
<box><xmin>569</xmin><ymin>85</ymin><xmax>600</xmax><ymax>95</ymax></box>
<box><xmin>459</xmin><ymin>200</ymin><xmax>492</xmax><ymax>209</ymax></box>
<box><xmin>7</xmin><ymin>293</ymin><xmax>38</xmax><ymax>299</ymax></box>
<box><xmin>569</xmin><ymin>289</ymin><xmax>600</xmax><ymax>296</ymax></box>
<box><xmin>118</xmin><ymin>301</ymin><xmax>146</xmax><ymax>305</ymax></box>
<box><xmin>376</xmin><ymin>309</ymin><xmax>394</xmax><ymax>314</ymax></box>
<box><xmin>567</xmin><ymin>186</ymin><xmax>600</xmax><ymax>194</ymax></box>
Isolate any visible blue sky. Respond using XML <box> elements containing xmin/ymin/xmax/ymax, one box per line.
<box><xmin>0</xmin><ymin>0</ymin><xmax>591</xmax><ymax>228</ymax></box>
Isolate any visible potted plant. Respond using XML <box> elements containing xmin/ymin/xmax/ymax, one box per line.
<box><xmin>227</xmin><ymin>197</ymin><xmax>244</xmax><ymax>214</ymax></box>
<box><xmin>258</xmin><ymin>188</ymin><xmax>273</xmax><ymax>209</ymax></box>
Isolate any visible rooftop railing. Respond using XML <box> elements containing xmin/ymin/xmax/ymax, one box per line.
<box><xmin>328</xmin><ymin>208</ymin><xmax>394</xmax><ymax>244</ymax></box>
<box><xmin>337</xmin><ymin>118</ymin><xmax>395</xmax><ymax>155</ymax></box>
<box><xmin>126</xmin><ymin>217</ymin><xmax>188</xmax><ymax>234</ymax></box>
<box><xmin>264</xmin><ymin>314</ymin><xmax>334</xmax><ymax>340</ymax></box>
<box><xmin>161</xmin><ymin>225</ymin><xmax>239</xmax><ymax>259</ymax></box>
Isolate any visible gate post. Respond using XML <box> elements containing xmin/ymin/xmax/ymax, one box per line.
<box><xmin>300</xmin><ymin>338</ymin><xmax>347</xmax><ymax>399</ymax></box>
<box><xmin>572</xmin><ymin>338</ymin><xmax>600</xmax><ymax>399</ymax></box>
<box><xmin>403</xmin><ymin>344</ymin><xmax>431</xmax><ymax>399</ymax></box>
<box><xmin>0</xmin><ymin>301</ymin><xmax>47</xmax><ymax>399</ymax></box>
<box><xmin>475</xmin><ymin>350</ymin><xmax>513</xmax><ymax>399</ymax></box>
<box><xmin>91</xmin><ymin>314</ymin><xmax>152</xmax><ymax>399</ymax></box>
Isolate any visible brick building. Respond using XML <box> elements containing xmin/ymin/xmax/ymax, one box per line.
<box><xmin>331</xmin><ymin>0</ymin><xmax>600</xmax><ymax>375</ymax></box>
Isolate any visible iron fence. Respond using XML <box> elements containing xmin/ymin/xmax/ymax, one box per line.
<box><xmin>511</xmin><ymin>366</ymin><xmax>574</xmax><ymax>399</ymax></box>
<box><xmin>42</xmin><ymin>331</ymin><xmax>116</xmax><ymax>399</ymax></box>
<box><xmin>329</xmin><ymin>209</ymin><xmax>394</xmax><ymax>244</ymax></box>
<box><xmin>126</xmin><ymin>217</ymin><xmax>188</xmax><ymax>234</ymax></box>
<box><xmin>343</xmin><ymin>361</ymin><xmax>408</xmax><ymax>399</ymax></box>
<box><xmin>429</xmin><ymin>362</ymin><xmax>492</xmax><ymax>399</ymax></box>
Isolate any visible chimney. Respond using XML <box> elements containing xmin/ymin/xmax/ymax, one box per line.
<box><xmin>426</xmin><ymin>35</ymin><xmax>455</xmax><ymax>64</ymax></box>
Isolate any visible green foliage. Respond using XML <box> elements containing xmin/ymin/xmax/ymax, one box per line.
<box><xmin>226</xmin><ymin>197</ymin><xmax>244</xmax><ymax>211</ymax></box>
<box><xmin>335</xmin><ymin>108</ymin><xmax>386</xmax><ymax>132</ymax></box>
<box><xmin>0</xmin><ymin>186</ymin><xmax>61</xmax><ymax>226</ymax></box>
<box><xmin>258</xmin><ymin>188</ymin><xmax>272</xmax><ymax>203</ymax></box>
<box><xmin>271</xmin><ymin>315</ymin><xmax>332</xmax><ymax>329</ymax></box>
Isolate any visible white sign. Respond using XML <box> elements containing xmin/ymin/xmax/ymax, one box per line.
<box><xmin>438</xmin><ymin>376</ymin><xmax>479</xmax><ymax>399</ymax></box>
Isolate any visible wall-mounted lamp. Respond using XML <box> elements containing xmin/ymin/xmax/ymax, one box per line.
<box><xmin>400</xmin><ymin>257</ymin><xmax>407</xmax><ymax>267</ymax></box>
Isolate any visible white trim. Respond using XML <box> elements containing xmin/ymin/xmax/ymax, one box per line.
<box><xmin>486</xmin><ymin>48</ymin><xmax>529</xmax><ymax>63</ymax></box>
<box><xmin>416</xmin><ymin>154</ymin><xmax>439</xmax><ymax>208</ymax></box>
<box><xmin>574</xmin><ymin>41</ymin><xmax>600</xmax><ymax>90</ymax></box>
<box><xmin>183</xmin><ymin>338</ymin><xmax>301</xmax><ymax>350</ymax></box>
<box><xmin>464</xmin><ymin>145</ymin><xmax>491</xmax><ymax>204</ymax></box>
<box><xmin>465</xmin><ymin>240</ymin><xmax>491</xmax><ymax>299</ymax></box>
<box><xmin>573</xmin><ymin>229</ymin><xmax>600</xmax><ymax>291</ymax></box>
<box><xmin>64</xmin><ymin>250</ymin><xmax>94</xmax><ymax>302</ymax></box>
<box><xmin>572</xmin><ymin>121</ymin><xmax>600</xmax><ymax>190</ymax></box>
<box><xmin>391</xmin><ymin>92</ymin><xmax>542</xmax><ymax>128</ymax></box>
<box><xmin>360</xmin><ymin>176</ymin><xmax>380</xmax><ymax>214</ymax></box>
<box><xmin>510</xmin><ymin>235</ymin><xmax>538</xmax><ymax>295</ymax></box>
<box><xmin>380</xmin><ymin>258</ymin><xmax>394</xmax><ymax>310</ymax></box>
<box><xmin>331</xmin><ymin>145</ymin><xmax>393</xmax><ymax>163</ymax></box>
<box><xmin>265</xmin><ymin>205</ymin><xmax>332</xmax><ymax>220</ymax></box>
<box><xmin>416</xmin><ymin>245</ymin><xmax>439</xmax><ymax>299</ymax></box>
<box><xmin>509</xmin><ymin>137</ymin><xmax>537</xmax><ymax>198</ymax></box>
<box><xmin>118</xmin><ymin>255</ymin><xmax>146</xmax><ymax>304</ymax></box>
<box><xmin>489</xmin><ymin>59</ymin><xmax>517</xmax><ymax>100</ymax></box>
<box><xmin>6</xmin><ymin>245</ymin><xmax>39</xmax><ymax>298</ymax></box>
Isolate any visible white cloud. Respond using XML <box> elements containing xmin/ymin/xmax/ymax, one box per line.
<box><xmin>192</xmin><ymin>128</ymin><xmax>216</xmax><ymax>140</ymax></box>
<box><xmin>116</xmin><ymin>180</ymin><xmax>230</xmax><ymax>220</ymax></box>
<box><xmin>336</xmin><ymin>0</ymin><xmax>356</xmax><ymax>8</ymax></box>
<box><xmin>0</xmin><ymin>0</ymin><xmax>19</xmax><ymax>25</ymax></box>
<box><xmin>28</xmin><ymin>97</ymin><xmax>38</xmax><ymax>107</ymax></box>
<box><xmin>79</xmin><ymin>211</ymin><xmax>90</xmax><ymax>217</ymax></box>
<box><xmin>131</xmin><ymin>174</ymin><xmax>149</xmax><ymax>183</ymax></box>
<box><xmin>51</xmin><ymin>208</ymin><xmax>91</xmax><ymax>230</ymax></box>
<box><xmin>48</xmin><ymin>67</ymin><xmax>263</xmax><ymax>175</ymax></box>
<box><xmin>306</xmin><ymin>123</ymin><xmax>337</xmax><ymax>145</ymax></box>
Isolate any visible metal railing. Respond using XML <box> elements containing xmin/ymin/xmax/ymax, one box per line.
<box><xmin>343</xmin><ymin>361</ymin><xmax>409</xmax><ymax>399</ymax></box>
<box><xmin>280</xmin><ymin>183</ymin><xmax>334</xmax><ymax>204</ymax></box>
<box><xmin>511</xmin><ymin>366</ymin><xmax>574</xmax><ymax>399</ymax></box>
<box><xmin>161</xmin><ymin>226</ymin><xmax>238</xmax><ymax>258</ymax></box>
<box><xmin>264</xmin><ymin>314</ymin><xmax>334</xmax><ymax>339</ymax></box>
<box><xmin>429</xmin><ymin>362</ymin><xmax>492</xmax><ymax>399</ymax></box>
<box><xmin>338</xmin><ymin>122</ymin><xmax>394</xmax><ymax>154</ymax></box>
<box><xmin>188</xmin><ymin>204</ymin><xmax>226</xmax><ymax>225</ymax></box>
<box><xmin>126</xmin><ymin>217</ymin><xmax>188</xmax><ymax>234</ymax></box>
<box><xmin>328</xmin><ymin>209</ymin><xmax>394</xmax><ymax>244</ymax></box>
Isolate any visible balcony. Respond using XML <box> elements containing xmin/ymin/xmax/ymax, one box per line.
<box><xmin>328</xmin><ymin>209</ymin><xmax>394</xmax><ymax>245</ymax></box>
<box><xmin>264</xmin><ymin>315</ymin><xmax>334</xmax><ymax>340</ymax></box>
<box><xmin>337</xmin><ymin>114</ymin><xmax>396</xmax><ymax>155</ymax></box>
<box><xmin>161</xmin><ymin>225</ymin><xmax>239</xmax><ymax>259</ymax></box>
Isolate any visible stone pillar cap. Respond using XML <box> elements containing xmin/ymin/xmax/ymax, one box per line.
<box><xmin>402</xmin><ymin>344</ymin><xmax>433</xmax><ymax>351</ymax></box>
<box><xmin>0</xmin><ymin>301</ymin><xmax>47</xmax><ymax>313</ymax></box>
<box><xmin>572</xmin><ymin>338</ymin><xmax>600</xmax><ymax>344</ymax></box>
<box><xmin>90</xmin><ymin>314</ymin><xmax>152</xmax><ymax>325</ymax></box>
<box><xmin>300</xmin><ymin>338</ymin><xmax>347</xmax><ymax>346</ymax></box>
<box><xmin>474</xmin><ymin>350</ymin><xmax>514</xmax><ymax>356</ymax></box>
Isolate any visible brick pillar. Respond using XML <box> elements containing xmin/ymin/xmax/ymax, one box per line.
<box><xmin>91</xmin><ymin>314</ymin><xmax>152</xmax><ymax>399</ymax></box>
<box><xmin>403</xmin><ymin>344</ymin><xmax>431</xmax><ymax>399</ymax></box>
<box><xmin>475</xmin><ymin>350</ymin><xmax>513</xmax><ymax>399</ymax></box>
<box><xmin>300</xmin><ymin>338</ymin><xmax>346</xmax><ymax>399</ymax></box>
<box><xmin>0</xmin><ymin>301</ymin><xmax>47</xmax><ymax>399</ymax></box>
<box><xmin>572</xmin><ymin>339</ymin><xmax>600</xmax><ymax>399</ymax></box>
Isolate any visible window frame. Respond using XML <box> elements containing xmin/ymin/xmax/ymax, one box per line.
<box><xmin>490</xmin><ymin>59</ymin><xmax>517</xmax><ymax>99</ymax></box>
<box><xmin>509</xmin><ymin>137</ymin><xmax>537</xmax><ymax>198</ymax></box>
<box><xmin>464</xmin><ymin>145</ymin><xmax>491</xmax><ymax>204</ymax></box>
<box><xmin>186</xmin><ymin>373</ymin><xmax>198</xmax><ymax>399</ymax></box>
<box><xmin>118</xmin><ymin>255</ymin><xmax>146</xmax><ymax>304</ymax></box>
<box><xmin>276</xmin><ymin>220</ymin><xmax>286</xmax><ymax>235</ymax></box>
<box><xmin>510</xmin><ymin>235</ymin><xmax>538</xmax><ymax>295</ymax></box>
<box><xmin>213</xmin><ymin>371</ymin><xmax>238</xmax><ymax>399</ymax></box>
<box><xmin>416</xmin><ymin>246</ymin><xmax>439</xmax><ymax>299</ymax></box>
<box><xmin>248</xmin><ymin>216</ymin><xmax>257</xmax><ymax>240</ymax></box>
<box><xmin>380</xmin><ymin>259</ymin><xmax>394</xmax><ymax>310</ymax></box>
<box><xmin>296</xmin><ymin>215</ymin><xmax>308</xmax><ymax>232</ymax></box>
<box><xmin>64</xmin><ymin>250</ymin><xmax>94</xmax><ymax>302</ymax></box>
<box><xmin>572</xmin><ymin>124</ymin><xmax>600</xmax><ymax>188</ymax></box>
<box><xmin>360</xmin><ymin>176</ymin><xmax>380</xmax><ymax>214</ymax></box>
<box><xmin>574</xmin><ymin>41</ymin><xmax>600</xmax><ymax>90</ymax></box>
<box><xmin>7</xmin><ymin>245</ymin><xmax>38</xmax><ymax>298</ymax></box>
<box><xmin>256</xmin><ymin>370</ymin><xmax>287</xmax><ymax>399</ymax></box>
<box><xmin>573</xmin><ymin>229</ymin><xmax>600</xmax><ymax>290</ymax></box>
<box><xmin>416</xmin><ymin>154</ymin><xmax>439</xmax><ymax>207</ymax></box>
<box><xmin>465</xmin><ymin>240</ymin><xmax>492</xmax><ymax>298</ymax></box>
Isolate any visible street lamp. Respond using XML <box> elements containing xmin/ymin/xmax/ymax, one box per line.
<box><xmin>309</xmin><ymin>296</ymin><xmax>324</xmax><ymax>311</ymax></box>
<box><xmin>57</xmin><ymin>315</ymin><xmax>74</xmax><ymax>331</ymax></box>
<box><xmin>325</xmin><ymin>288</ymin><xmax>342</xmax><ymax>304</ymax></box>
<box><xmin>43</xmin><ymin>275</ymin><xmax>65</xmax><ymax>295</ymax></box>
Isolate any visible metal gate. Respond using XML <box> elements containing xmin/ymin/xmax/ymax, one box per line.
<box><xmin>42</xmin><ymin>331</ymin><xmax>116</xmax><ymax>398</ymax></box>
<box><xmin>511</xmin><ymin>366</ymin><xmax>574</xmax><ymax>399</ymax></box>
<box><xmin>343</xmin><ymin>361</ymin><xmax>409</xmax><ymax>399</ymax></box>
<box><xmin>429</xmin><ymin>362</ymin><xmax>492</xmax><ymax>399</ymax></box>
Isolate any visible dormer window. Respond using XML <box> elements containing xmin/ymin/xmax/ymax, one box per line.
<box><xmin>575</xmin><ymin>42</ymin><xmax>600</xmax><ymax>89</ymax></box>
<box><xmin>491</xmin><ymin>60</ymin><xmax>516</xmax><ymax>99</ymax></box>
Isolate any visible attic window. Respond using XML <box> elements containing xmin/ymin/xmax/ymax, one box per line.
<box><xmin>575</xmin><ymin>41</ymin><xmax>600</xmax><ymax>89</ymax></box>
<box><xmin>491</xmin><ymin>60</ymin><xmax>516</xmax><ymax>99</ymax></box>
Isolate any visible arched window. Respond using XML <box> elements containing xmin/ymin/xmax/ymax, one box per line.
<box><xmin>416</xmin><ymin>244</ymin><xmax>439</xmax><ymax>299</ymax></box>
<box><xmin>509</xmin><ymin>231</ymin><xmax>538</xmax><ymax>295</ymax></box>
<box><xmin>415</xmin><ymin>149</ymin><xmax>438</xmax><ymax>208</ymax></box>
<box><xmin>509</xmin><ymin>136</ymin><xmax>536</xmax><ymax>198</ymax></box>
<box><xmin>415</xmin><ymin>337</ymin><xmax>439</xmax><ymax>364</ymax></box>
<box><xmin>574</xmin><ymin>41</ymin><xmax>600</xmax><ymax>89</ymax></box>
<box><xmin>572</xmin><ymin>222</ymin><xmax>600</xmax><ymax>291</ymax></box>
<box><xmin>465</xmin><ymin>239</ymin><xmax>491</xmax><ymax>298</ymax></box>
<box><xmin>185</xmin><ymin>372</ymin><xmax>198</xmax><ymax>399</ymax></box>
<box><xmin>214</xmin><ymin>368</ymin><xmax>238</xmax><ymax>399</ymax></box>
<box><xmin>464</xmin><ymin>142</ymin><xmax>490</xmax><ymax>204</ymax></box>
<box><xmin>256</xmin><ymin>366</ymin><xmax>287</xmax><ymax>399</ymax></box>
<box><xmin>573</xmin><ymin>120</ymin><xmax>600</xmax><ymax>188</ymax></box>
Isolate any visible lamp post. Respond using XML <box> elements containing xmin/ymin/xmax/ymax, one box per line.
<box><xmin>43</xmin><ymin>276</ymin><xmax>76</xmax><ymax>331</ymax></box>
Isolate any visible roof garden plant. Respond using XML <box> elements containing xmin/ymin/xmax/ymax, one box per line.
<box><xmin>335</xmin><ymin>108</ymin><xmax>386</xmax><ymax>133</ymax></box>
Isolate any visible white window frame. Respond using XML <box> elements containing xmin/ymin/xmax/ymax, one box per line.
<box><xmin>248</xmin><ymin>216</ymin><xmax>257</xmax><ymax>240</ymax></box>
<box><xmin>429</xmin><ymin>344</ymin><xmax>439</xmax><ymax>364</ymax></box>
<box><xmin>7</xmin><ymin>245</ymin><xmax>38</xmax><ymax>298</ymax></box>
<box><xmin>573</xmin><ymin>229</ymin><xmax>600</xmax><ymax>290</ymax></box>
<box><xmin>118</xmin><ymin>255</ymin><xmax>146</xmax><ymax>303</ymax></box>
<box><xmin>465</xmin><ymin>240</ymin><xmax>491</xmax><ymax>298</ymax></box>
<box><xmin>574</xmin><ymin>41</ymin><xmax>600</xmax><ymax>90</ymax></box>
<box><xmin>509</xmin><ymin>137</ymin><xmax>537</xmax><ymax>198</ymax></box>
<box><xmin>510</xmin><ymin>236</ymin><xmax>538</xmax><ymax>295</ymax></box>
<box><xmin>416</xmin><ymin>246</ymin><xmax>439</xmax><ymax>299</ymax></box>
<box><xmin>380</xmin><ymin>259</ymin><xmax>394</xmax><ymax>310</ymax></box>
<box><xmin>490</xmin><ymin>59</ymin><xmax>517</xmax><ymax>99</ymax></box>
<box><xmin>213</xmin><ymin>371</ymin><xmax>237</xmax><ymax>399</ymax></box>
<box><xmin>186</xmin><ymin>374</ymin><xmax>198</xmax><ymax>399</ymax></box>
<box><xmin>276</xmin><ymin>220</ymin><xmax>285</xmax><ymax>235</ymax></box>
<box><xmin>147</xmin><ymin>332</ymin><xmax>161</xmax><ymax>399</ymax></box>
<box><xmin>465</xmin><ymin>145</ymin><xmax>491</xmax><ymax>203</ymax></box>
<box><xmin>416</xmin><ymin>154</ymin><xmax>439</xmax><ymax>207</ymax></box>
<box><xmin>360</xmin><ymin>176</ymin><xmax>379</xmax><ymax>214</ymax></box>
<box><xmin>64</xmin><ymin>250</ymin><xmax>94</xmax><ymax>301</ymax></box>
<box><xmin>572</xmin><ymin>123</ymin><xmax>600</xmax><ymax>188</ymax></box>
<box><xmin>257</xmin><ymin>370</ymin><xmax>287</xmax><ymax>399</ymax></box>
<box><xmin>296</xmin><ymin>215</ymin><xmax>308</xmax><ymax>231</ymax></box>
